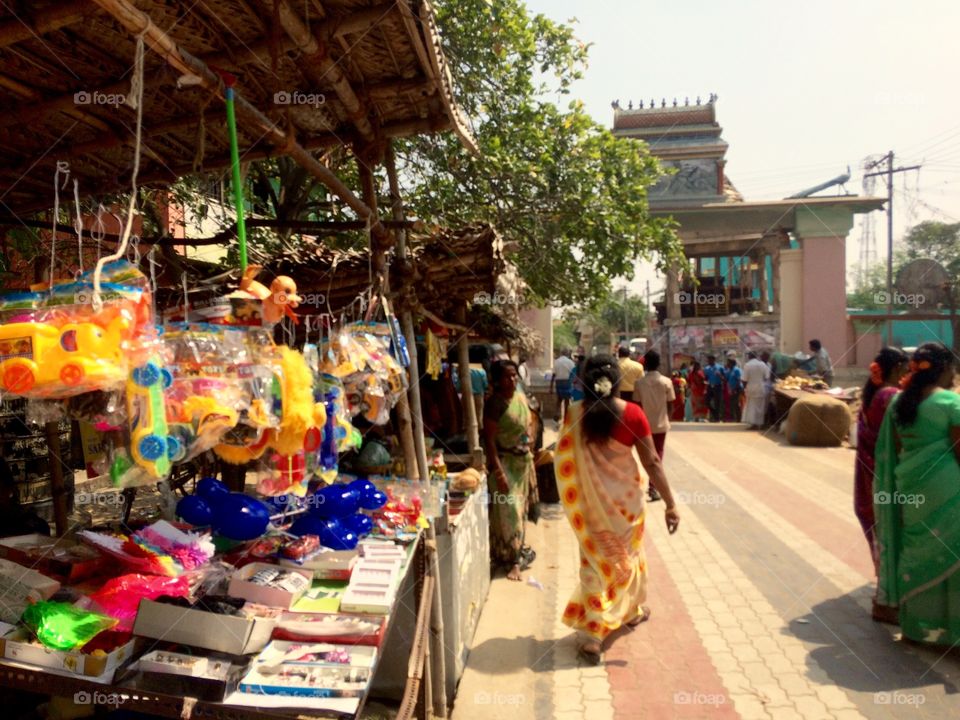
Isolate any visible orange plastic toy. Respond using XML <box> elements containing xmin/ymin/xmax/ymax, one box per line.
<box><xmin>0</xmin><ymin>315</ymin><xmax>130</xmax><ymax>397</ymax></box>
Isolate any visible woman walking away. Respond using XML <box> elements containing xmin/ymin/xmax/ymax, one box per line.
<box><xmin>875</xmin><ymin>343</ymin><xmax>960</xmax><ymax>642</ymax></box>
<box><xmin>555</xmin><ymin>355</ymin><xmax>680</xmax><ymax>664</ymax></box>
<box><xmin>854</xmin><ymin>347</ymin><xmax>907</xmax><ymax>623</ymax></box>
<box><xmin>484</xmin><ymin>360</ymin><xmax>538</xmax><ymax>581</ymax></box>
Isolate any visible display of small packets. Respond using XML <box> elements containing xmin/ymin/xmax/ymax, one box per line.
<box><xmin>240</xmin><ymin>641</ymin><xmax>376</xmax><ymax>698</ymax></box>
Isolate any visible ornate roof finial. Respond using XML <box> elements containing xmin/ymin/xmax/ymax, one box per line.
<box><xmin>672</xmin><ymin>97</ymin><xmax>678</xmax><ymax>107</ymax></box>
<box><xmin>684</xmin><ymin>96</ymin><xmax>689</xmax><ymax>106</ymax></box>
<box><xmin>611</xmin><ymin>99</ymin><xmax>620</xmax><ymax>109</ymax></box>
<box><xmin>661</xmin><ymin>98</ymin><xmax>666</xmax><ymax>107</ymax></box>
<box><xmin>696</xmin><ymin>96</ymin><xmax>701</xmax><ymax>105</ymax></box>
<box><xmin>628</xmin><ymin>100</ymin><xmax>633</xmax><ymax>109</ymax></box>
<box><xmin>650</xmin><ymin>98</ymin><xmax>655</xmax><ymax>108</ymax></box>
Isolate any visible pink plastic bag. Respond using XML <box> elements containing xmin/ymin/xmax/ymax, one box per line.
<box><xmin>89</xmin><ymin>574</ymin><xmax>190</xmax><ymax>631</ymax></box>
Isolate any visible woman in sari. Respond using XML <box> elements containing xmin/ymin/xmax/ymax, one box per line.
<box><xmin>854</xmin><ymin>347</ymin><xmax>907</xmax><ymax>622</ymax></box>
<box><xmin>483</xmin><ymin>360</ymin><xmax>537</xmax><ymax>581</ymax></box>
<box><xmin>688</xmin><ymin>361</ymin><xmax>708</xmax><ymax>421</ymax></box>
<box><xmin>555</xmin><ymin>355</ymin><xmax>680</xmax><ymax>663</ymax></box>
<box><xmin>875</xmin><ymin>342</ymin><xmax>960</xmax><ymax>643</ymax></box>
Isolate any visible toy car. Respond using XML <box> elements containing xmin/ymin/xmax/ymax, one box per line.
<box><xmin>127</xmin><ymin>357</ymin><xmax>173</xmax><ymax>478</ymax></box>
<box><xmin>0</xmin><ymin>316</ymin><xmax>129</xmax><ymax>397</ymax></box>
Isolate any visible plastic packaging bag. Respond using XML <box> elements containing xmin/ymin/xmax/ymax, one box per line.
<box><xmin>89</xmin><ymin>574</ymin><xmax>190</xmax><ymax>632</ymax></box>
<box><xmin>22</xmin><ymin>601</ymin><xmax>118</xmax><ymax>651</ymax></box>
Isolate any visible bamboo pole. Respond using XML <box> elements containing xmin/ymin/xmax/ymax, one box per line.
<box><xmin>43</xmin><ymin>423</ymin><xmax>68</xmax><ymax>536</ymax></box>
<box><xmin>89</xmin><ymin>0</ymin><xmax>392</xmax><ymax>249</ymax></box>
<box><xmin>385</xmin><ymin>143</ymin><xmax>431</xmax><ymax>485</ymax></box>
<box><xmin>456</xmin><ymin>304</ymin><xmax>482</xmax><ymax>465</ymax></box>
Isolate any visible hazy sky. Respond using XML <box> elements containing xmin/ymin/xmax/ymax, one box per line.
<box><xmin>523</xmin><ymin>0</ymin><xmax>960</xmax><ymax>299</ymax></box>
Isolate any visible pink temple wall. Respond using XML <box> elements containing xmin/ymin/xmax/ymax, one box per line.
<box><xmin>801</xmin><ymin>235</ymin><xmax>849</xmax><ymax>367</ymax></box>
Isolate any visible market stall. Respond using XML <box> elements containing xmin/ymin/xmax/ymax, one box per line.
<box><xmin>0</xmin><ymin>1</ymin><xmax>488</xmax><ymax>718</ymax></box>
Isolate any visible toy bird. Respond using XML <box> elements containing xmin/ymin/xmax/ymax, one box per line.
<box><xmin>239</xmin><ymin>265</ymin><xmax>303</xmax><ymax>325</ymax></box>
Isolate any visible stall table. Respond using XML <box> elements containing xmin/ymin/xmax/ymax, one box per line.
<box><xmin>0</xmin><ymin>536</ymin><xmax>427</xmax><ymax>720</ymax></box>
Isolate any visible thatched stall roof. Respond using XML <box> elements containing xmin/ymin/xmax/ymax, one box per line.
<box><xmin>0</xmin><ymin>0</ymin><xmax>475</xmax><ymax>216</ymax></box>
<box><xmin>273</xmin><ymin>223</ymin><xmax>513</xmax><ymax>318</ymax></box>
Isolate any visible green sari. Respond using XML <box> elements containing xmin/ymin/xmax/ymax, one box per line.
<box><xmin>485</xmin><ymin>390</ymin><xmax>536</xmax><ymax>566</ymax></box>
<box><xmin>875</xmin><ymin>390</ymin><xmax>960</xmax><ymax>644</ymax></box>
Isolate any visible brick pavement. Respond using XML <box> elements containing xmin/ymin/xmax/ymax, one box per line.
<box><xmin>450</xmin><ymin>422</ymin><xmax>960</xmax><ymax>720</ymax></box>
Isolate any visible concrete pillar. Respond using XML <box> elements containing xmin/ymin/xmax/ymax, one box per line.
<box><xmin>757</xmin><ymin>252</ymin><xmax>768</xmax><ymax>313</ymax></box>
<box><xmin>779</xmin><ymin>248</ymin><xmax>803</xmax><ymax>353</ymax></box>
<box><xmin>794</xmin><ymin>207</ymin><xmax>855</xmax><ymax>367</ymax></box>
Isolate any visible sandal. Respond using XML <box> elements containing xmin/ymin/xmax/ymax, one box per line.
<box><xmin>872</xmin><ymin>600</ymin><xmax>899</xmax><ymax>626</ymax></box>
<box><xmin>627</xmin><ymin>606</ymin><xmax>652</xmax><ymax>627</ymax></box>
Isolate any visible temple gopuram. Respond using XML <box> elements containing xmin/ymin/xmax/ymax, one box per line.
<box><xmin>613</xmin><ymin>96</ymin><xmax>883</xmax><ymax>371</ymax></box>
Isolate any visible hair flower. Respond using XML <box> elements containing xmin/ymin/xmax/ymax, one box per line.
<box><xmin>917</xmin><ymin>360</ymin><xmax>932</xmax><ymax>370</ymax></box>
<box><xmin>593</xmin><ymin>377</ymin><xmax>613</xmax><ymax>398</ymax></box>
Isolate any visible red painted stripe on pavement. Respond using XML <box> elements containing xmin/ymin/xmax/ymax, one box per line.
<box><xmin>605</xmin><ymin>536</ymin><xmax>740</xmax><ymax>720</ymax></box>
<box><xmin>689</xmin><ymin>433</ymin><xmax>875</xmax><ymax>581</ymax></box>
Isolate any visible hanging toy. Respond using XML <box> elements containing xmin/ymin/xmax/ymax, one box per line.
<box><xmin>239</xmin><ymin>265</ymin><xmax>302</xmax><ymax>325</ymax></box>
<box><xmin>125</xmin><ymin>355</ymin><xmax>174</xmax><ymax>479</ymax></box>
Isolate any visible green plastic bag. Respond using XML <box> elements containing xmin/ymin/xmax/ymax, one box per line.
<box><xmin>21</xmin><ymin>601</ymin><xmax>118</xmax><ymax>651</ymax></box>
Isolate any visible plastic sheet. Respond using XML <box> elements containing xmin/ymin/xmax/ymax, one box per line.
<box><xmin>89</xmin><ymin>574</ymin><xmax>190</xmax><ymax>631</ymax></box>
<box><xmin>22</xmin><ymin>601</ymin><xmax>118</xmax><ymax>651</ymax></box>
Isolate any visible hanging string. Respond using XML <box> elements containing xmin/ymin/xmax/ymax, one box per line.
<box><xmin>50</xmin><ymin>161</ymin><xmax>70</xmax><ymax>290</ymax></box>
<box><xmin>147</xmin><ymin>245</ymin><xmax>159</xmax><ymax>321</ymax></box>
<box><xmin>91</xmin><ymin>203</ymin><xmax>106</xmax><ymax>261</ymax></box>
<box><xmin>182</xmin><ymin>272</ymin><xmax>190</xmax><ymax>322</ymax></box>
<box><xmin>92</xmin><ymin>31</ymin><xmax>146</xmax><ymax>311</ymax></box>
<box><xmin>72</xmin><ymin>179</ymin><xmax>83</xmax><ymax>274</ymax></box>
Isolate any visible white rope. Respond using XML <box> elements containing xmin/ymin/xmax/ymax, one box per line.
<box><xmin>92</xmin><ymin>32</ymin><xmax>146</xmax><ymax>311</ymax></box>
<box><xmin>182</xmin><ymin>273</ymin><xmax>190</xmax><ymax>323</ymax></box>
<box><xmin>148</xmin><ymin>245</ymin><xmax>159</xmax><ymax>320</ymax></box>
<box><xmin>72</xmin><ymin>179</ymin><xmax>83</xmax><ymax>274</ymax></box>
<box><xmin>50</xmin><ymin>161</ymin><xmax>70</xmax><ymax>290</ymax></box>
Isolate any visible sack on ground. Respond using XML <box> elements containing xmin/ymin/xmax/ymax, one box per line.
<box><xmin>785</xmin><ymin>395</ymin><xmax>851</xmax><ymax>447</ymax></box>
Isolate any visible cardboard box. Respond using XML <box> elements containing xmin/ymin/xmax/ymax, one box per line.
<box><xmin>0</xmin><ymin>629</ymin><xmax>136</xmax><ymax>681</ymax></box>
<box><xmin>133</xmin><ymin>599</ymin><xmax>276</xmax><ymax>655</ymax></box>
<box><xmin>340</xmin><ymin>583</ymin><xmax>395</xmax><ymax>615</ymax></box>
<box><xmin>0</xmin><ymin>533</ymin><xmax>105</xmax><ymax>583</ymax></box>
<box><xmin>278</xmin><ymin>549</ymin><xmax>358</xmax><ymax>580</ymax></box>
<box><xmin>227</xmin><ymin>563</ymin><xmax>314</xmax><ymax>609</ymax></box>
<box><xmin>136</xmin><ymin>652</ymin><xmax>248</xmax><ymax>702</ymax></box>
<box><xmin>0</xmin><ymin>558</ymin><xmax>60</xmax><ymax>623</ymax></box>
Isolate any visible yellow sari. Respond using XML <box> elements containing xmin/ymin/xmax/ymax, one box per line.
<box><xmin>555</xmin><ymin>404</ymin><xmax>648</xmax><ymax>640</ymax></box>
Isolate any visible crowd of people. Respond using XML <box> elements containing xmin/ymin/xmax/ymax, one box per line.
<box><xmin>481</xmin><ymin>336</ymin><xmax>960</xmax><ymax>665</ymax></box>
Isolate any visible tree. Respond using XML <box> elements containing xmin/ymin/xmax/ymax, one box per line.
<box><xmin>566</xmin><ymin>288</ymin><xmax>650</xmax><ymax>351</ymax></box>
<box><xmin>398</xmin><ymin>0</ymin><xmax>682</xmax><ymax>305</ymax></box>
<box><xmin>553</xmin><ymin>317</ymin><xmax>578</xmax><ymax>353</ymax></box>
<box><xmin>903</xmin><ymin>221</ymin><xmax>960</xmax><ymax>354</ymax></box>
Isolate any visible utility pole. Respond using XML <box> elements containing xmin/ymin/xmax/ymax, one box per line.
<box><xmin>863</xmin><ymin>151</ymin><xmax>921</xmax><ymax>345</ymax></box>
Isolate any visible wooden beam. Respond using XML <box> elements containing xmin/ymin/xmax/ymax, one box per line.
<box><xmin>261</xmin><ymin>0</ymin><xmax>376</xmax><ymax>142</ymax></box>
<box><xmin>0</xmin><ymin>38</ymin><xmax>294</xmax><ymax>131</ymax></box>
<box><xmin>89</xmin><ymin>0</ymin><xmax>392</xmax><ymax>248</ymax></box>
<box><xmin>0</xmin><ymin>1</ymin><xmax>97</xmax><ymax>48</ymax></box>
<box><xmin>330</xmin><ymin>2</ymin><xmax>399</xmax><ymax>37</ymax></box>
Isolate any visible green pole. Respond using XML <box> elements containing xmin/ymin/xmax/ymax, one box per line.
<box><xmin>225</xmin><ymin>86</ymin><xmax>248</xmax><ymax>272</ymax></box>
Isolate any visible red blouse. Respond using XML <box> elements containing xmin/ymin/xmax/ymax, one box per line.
<box><xmin>610</xmin><ymin>400</ymin><xmax>652</xmax><ymax>446</ymax></box>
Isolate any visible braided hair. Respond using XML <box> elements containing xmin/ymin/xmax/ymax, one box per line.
<box><xmin>894</xmin><ymin>342</ymin><xmax>955</xmax><ymax>427</ymax></box>
<box><xmin>862</xmin><ymin>347</ymin><xmax>907</xmax><ymax>410</ymax></box>
<box><xmin>581</xmin><ymin>354</ymin><xmax>621</xmax><ymax>444</ymax></box>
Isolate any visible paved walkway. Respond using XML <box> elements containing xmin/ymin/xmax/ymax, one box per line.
<box><xmin>450</xmin><ymin>423</ymin><xmax>960</xmax><ymax>720</ymax></box>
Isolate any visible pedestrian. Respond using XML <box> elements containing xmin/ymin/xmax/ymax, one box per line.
<box><xmin>554</xmin><ymin>355</ymin><xmax>680</xmax><ymax>664</ymax></box>
<box><xmin>703</xmin><ymin>354</ymin><xmax>723</xmax><ymax>422</ymax></box>
<box><xmin>517</xmin><ymin>352</ymin><xmax>531</xmax><ymax>389</ymax></box>
<box><xmin>452</xmin><ymin>362</ymin><xmax>490</xmax><ymax>428</ymax></box>
<box><xmin>483</xmin><ymin>361</ymin><xmax>538</xmax><ymax>582</ymax></box>
<box><xmin>617</xmin><ymin>346</ymin><xmax>645</xmax><ymax>402</ymax></box>
<box><xmin>722</xmin><ymin>355</ymin><xmax>743</xmax><ymax>422</ymax></box>
<box><xmin>760</xmin><ymin>351</ymin><xmax>776</xmax><ymax>427</ymax></box>
<box><xmin>570</xmin><ymin>354</ymin><xmax>586</xmax><ymax>402</ymax></box>
<box><xmin>853</xmin><ymin>347</ymin><xmax>907</xmax><ymax>623</ymax></box>
<box><xmin>634</xmin><ymin>350</ymin><xmax>675</xmax><ymax>502</ymax></box>
<box><xmin>688</xmin><ymin>360</ymin><xmax>708</xmax><ymax>421</ymax></box>
<box><xmin>874</xmin><ymin>342</ymin><xmax>960</xmax><ymax>642</ymax></box>
<box><xmin>670</xmin><ymin>371</ymin><xmax>687</xmax><ymax>421</ymax></box>
<box><xmin>550</xmin><ymin>348</ymin><xmax>576</xmax><ymax>422</ymax></box>
<box><xmin>742</xmin><ymin>351</ymin><xmax>770</xmax><ymax>429</ymax></box>
<box><xmin>809</xmin><ymin>339</ymin><xmax>834</xmax><ymax>386</ymax></box>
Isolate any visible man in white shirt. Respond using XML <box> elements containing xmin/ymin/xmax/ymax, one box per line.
<box><xmin>550</xmin><ymin>348</ymin><xmax>576</xmax><ymax>421</ymax></box>
<box><xmin>634</xmin><ymin>350</ymin><xmax>675</xmax><ymax>501</ymax></box>
<box><xmin>741</xmin><ymin>351</ymin><xmax>771</xmax><ymax>429</ymax></box>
